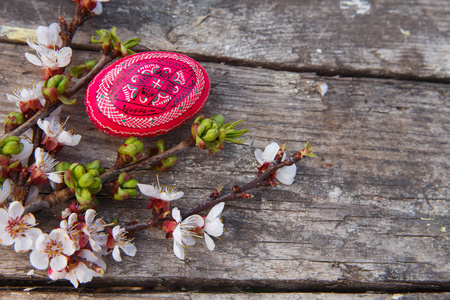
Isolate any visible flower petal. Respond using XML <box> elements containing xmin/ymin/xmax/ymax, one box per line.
<box><xmin>205</xmin><ymin>219</ymin><xmax>224</xmax><ymax>237</ymax></box>
<box><xmin>275</xmin><ymin>164</ymin><xmax>297</xmax><ymax>185</ymax></box>
<box><xmin>262</xmin><ymin>142</ymin><xmax>280</xmax><ymax>162</ymax></box>
<box><xmin>47</xmin><ymin>172</ymin><xmax>63</xmax><ymax>183</ymax></box>
<box><xmin>0</xmin><ymin>179</ymin><xmax>12</xmax><ymax>203</ymax></box>
<box><xmin>50</xmin><ymin>254</ymin><xmax>68</xmax><ymax>271</ymax></box>
<box><xmin>14</xmin><ymin>236</ymin><xmax>33</xmax><ymax>253</ymax></box>
<box><xmin>25</xmin><ymin>53</ymin><xmax>43</xmax><ymax>66</ymax></box>
<box><xmin>85</xmin><ymin>209</ymin><xmax>96</xmax><ymax>225</ymax></box>
<box><xmin>30</xmin><ymin>250</ymin><xmax>49</xmax><ymax>269</ymax></box>
<box><xmin>112</xmin><ymin>245</ymin><xmax>122</xmax><ymax>262</ymax></box>
<box><xmin>121</xmin><ymin>242</ymin><xmax>137</xmax><ymax>257</ymax></box>
<box><xmin>206</xmin><ymin>202</ymin><xmax>225</xmax><ymax>222</ymax></box>
<box><xmin>204</xmin><ymin>233</ymin><xmax>215</xmax><ymax>251</ymax></box>
<box><xmin>8</xmin><ymin>201</ymin><xmax>24</xmax><ymax>219</ymax></box>
<box><xmin>183</xmin><ymin>215</ymin><xmax>204</xmax><ymax>228</ymax></box>
<box><xmin>173</xmin><ymin>240</ymin><xmax>185</xmax><ymax>260</ymax></box>
<box><xmin>0</xmin><ymin>231</ymin><xmax>14</xmax><ymax>246</ymax></box>
<box><xmin>137</xmin><ymin>183</ymin><xmax>157</xmax><ymax>198</ymax></box>
<box><xmin>254</xmin><ymin>148</ymin><xmax>264</xmax><ymax>165</ymax></box>
<box><xmin>172</xmin><ymin>207</ymin><xmax>181</xmax><ymax>223</ymax></box>
<box><xmin>58</xmin><ymin>131</ymin><xmax>82</xmax><ymax>146</ymax></box>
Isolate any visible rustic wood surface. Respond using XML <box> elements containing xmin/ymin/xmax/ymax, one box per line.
<box><xmin>0</xmin><ymin>0</ymin><xmax>448</xmax><ymax>297</ymax></box>
<box><xmin>0</xmin><ymin>0</ymin><xmax>449</xmax><ymax>81</ymax></box>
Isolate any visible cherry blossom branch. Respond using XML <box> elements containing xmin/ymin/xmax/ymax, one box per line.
<box><xmin>125</xmin><ymin>143</ymin><xmax>315</xmax><ymax>233</ymax></box>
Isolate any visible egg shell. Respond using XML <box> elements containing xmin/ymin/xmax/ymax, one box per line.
<box><xmin>85</xmin><ymin>52</ymin><xmax>210</xmax><ymax>137</ymax></box>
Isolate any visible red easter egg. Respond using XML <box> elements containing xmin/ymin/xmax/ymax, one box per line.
<box><xmin>85</xmin><ymin>52</ymin><xmax>210</xmax><ymax>137</ymax></box>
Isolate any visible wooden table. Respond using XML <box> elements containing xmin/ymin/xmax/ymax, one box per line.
<box><xmin>0</xmin><ymin>0</ymin><xmax>448</xmax><ymax>298</ymax></box>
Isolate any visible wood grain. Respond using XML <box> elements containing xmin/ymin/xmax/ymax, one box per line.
<box><xmin>0</xmin><ymin>0</ymin><xmax>448</xmax><ymax>81</ymax></box>
<box><xmin>0</xmin><ymin>43</ymin><xmax>448</xmax><ymax>292</ymax></box>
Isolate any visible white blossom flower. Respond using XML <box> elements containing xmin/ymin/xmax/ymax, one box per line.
<box><xmin>138</xmin><ymin>176</ymin><xmax>183</xmax><ymax>201</ymax></box>
<box><xmin>48</xmin><ymin>249</ymin><xmax>106</xmax><ymax>288</ymax></box>
<box><xmin>171</xmin><ymin>207</ymin><xmax>204</xmax><ymax>260</ymax></box>
<box><xmin>26</xmin><ymin>23</ymin><xmax>62</xmax><ymax>52</ymax></box>
<box><xmin>6</xmin><ymin>82</ymin><xmax>45</xmax><ymax>107</ymax></box>
<box><xmin>0</xmin><ymin>201</ymin><xmax>42</xmax><ymax>252</ymax></box>
<box><xmin>82</xmin><ymin>209</ymin><xmax>107</xmax><ymax>252</ymax></box>
<box><xmin>203</xmin><ymin>202</ymin><xmax>225</xmax><ymax>251</ymax></box>
<box><xmin>30</xmin><ymin>228</ymin><xmax>76</xmax><ymax>271</ymax></box>
<box><xmin>0</xmin><ymin>179</ymin><xmax>12</xmax><ymax>204</ymax></box>
<box><xmin>37</xmin><ymin>117</ymin><xmax>81</xmax><ymax>147</ymax></box>
<box><xmin>111</xmin><ymin>225</ymin><xmax>137</xmax><ymax>262</ymax></box>
<box><xmin>254</xmin><ymin>142</ymin><xmax>297</xmax><ymax>185</ymax></box>
<box><xmin>31</xmin><ymin>148</ymin><xmax>63</xmax><ymax>184</ymax></box>
<box><xmin>25</xmin><ymin>46</ymin><xmax>72</xmax><ymax>70</ymax></box>
<box><xmin>11</xmin><ymin>139</ymin><xmax>33</xmax><ymax>166</ymax></box>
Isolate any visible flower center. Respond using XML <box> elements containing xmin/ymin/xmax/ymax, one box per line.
<box><xmin>44</xmin><ymin>239</ymin><xmax>63</xmax><ymax>258</ymax></box>
<box><xmin>6</xmin><ymin>217</ymin><xmax>30</xmax><ymax>239</ymax></box>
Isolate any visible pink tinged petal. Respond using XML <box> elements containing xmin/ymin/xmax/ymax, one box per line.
<box><xmin>263</xmin><ymin>142</ymin><xmax>280</xmax><ymax>162</ymax></box>
<box><xmin>94</xmin><ymin>232</ymin><xmax>107</xmax><ymax>246</ymax></box>
<box><xmin>50</xmin><ymin>254</ymin><xmax>68</xmax><ymax>271</ymax></box>
<box><xmin>30</xmin><ymin>250</ymin><xmax>49</xmax><ymax>269</ymax></box>
<box><xmin>276</xmin><ymin>164</ymin><xmax>297</xmax><ymax>185</ymax></box>
<box><xmin>112</xmin><ymin>245</ymin><xmax>122</xmax><ymax>262</ymax></box>
<box><xmin>48</xmin><ymin>268</ymin><xmax>67</xmax><ymax>281</ymax></box>
<box><xmin>204</xmin><ymin>233</ymin><xmax>215</xmax><ymax>251</ymax></box>
<box><xmin>206</xmin><ymin>203</ymin><xmax>225</xmax><ymax>222</ymax></box>
<box><xmin>25</xmin><ymin>53</ymin><xmax>43</xmax><ymax>66</ymax></box>
<box><xmin>205</xmin><ymin>220</ymin><xmax>224</xmax><ymax>237</ymax></box>
<box><xmin>8</xmin><ymin>201</ymin><xmax>25</xmax><ymax>219</ymax></box>
<box><xmin>161</xmin><ymin>191</ymin><xmax>184</xmax><ymax>201</ymax></box>
<box><xmin>26</xmin><ymin>39</ymin><xmax>41</xmax><ymax>52</ymax></box>
<box><xmin>68</xmin><ymin>213</ymin><xmax>78</xmax><ymax>226</ymax></box>
<box><xmin>172</xmin><ymin>207</ymin><xmax>181</xmax><ymax>223</ymax></box>
<box><xmin>61</xmin><ymin>237</ymin><xmax>76</xmax><ymax>256</ymax></box>
<box><xmin>0</xmin><ymin>232</ymin><xmax>14</xmax><ymax>246</ymax></box>
<box><xmin>89</xmin><ymin>238</ymin><xmax>102</xmax><ymax>252</ymax></box>
<box><xmin>0</xmin><ymin>179</ymin><xmax>12</xmax><ymax>203</ymax></box>
<box><xmin>121</xmin><ymin>242</ymin><xmax>137</xmax><ymax>257</ymax></box>
<box><xmin>254</xmin><ymin>148</ymin><xmax>264</xmax><ymax>165</ymax></box>
<box><xmin>14</xmin><ymin>236</ymin><xmax>33</xmax><ymax>252</ymax></box>
<box><xmin>173</xmin><ymin>240</ymin><xmax>184</xmax><ymax>260</ymax></box>
<box><xmin>137</xmin><ymin>184</ymin><xmax>157</xmax><ymax>198</ymax></box>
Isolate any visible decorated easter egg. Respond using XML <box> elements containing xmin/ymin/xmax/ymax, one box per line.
<box><xmin>85</xmin><ymin>52</ymin><xmax>210</xmax><ymax>137</ymax></box>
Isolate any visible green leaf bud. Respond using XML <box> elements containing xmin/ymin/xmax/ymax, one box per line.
<box><xmin>121</xmin><ymin>179</ymin><xmax>138</xmax><ymax>189</ymax></box>
<box><xmin>211</xmin><ymin>114</ymin><xmax>225</xmax><ymax>127</ymax></box>
<box><xmin>113</xmin><ymin>187</ymin><xmax>130</xmax><ymax>201</ymax></box>
<box><xmin>155</xmin><ymin>139</ymin><xmax>166</xmax><ymax>153</ymax></box>
<box><xmin>5</xmin><ymin>112</ymin><xmax>25</xmax><ymax>126</ymax></box>
<box><xmin>2</xmin><ymin>141</ymin><xmax>21</xmax><ymax>155</ymax></box>
<box><xmin>73</xmin><ymin>165</ymin><xmax>86</xmax><ymax>181</ymax></box>
<box><xmin>123</xmin><ymin>188</ymin><xmax>138</xmax><ymax>198</ymax></box>
<box><xmin>87</xmin><ymin>177</ymin><xmax>102</xmax><ymax>195</ymax></box>
<box><xmin>64</xmin><ymin>169</ymin><xmax>76</xmax><ymax>189</ymax></box>
<box><xmin>118</xmin><ymin>172</ymin><xmax>132</xmax><ymax>185</ymax></box>
<box><xmin>86</xmin><ymin>160</ymin><xmax>101</xmax><ymax>171</ymax></box>
<box><xmin>203</xmin><ymin>128</ymin><xmax>219</xmax><ymax>142</ymax></box>
<box><xmin>76</xmin><ymin>188</ymin><xmax>93</xmax><ymax>205</ymax></box>
<box><xmin>55</xmin><ymin>162</ymin><xmax>71</xmax><ymax>172</ymax></box>
<box><xmin>200</xmin><ymin>118</ymin><xmax>212</xmax><ymax>131</ymax></box>
<box><xmin>196</xmin><ymin>124</ymin><xmax>206</xmax><ymax>137</ymax></box>
<box><xmin>122</xmin><ymin>37</ymin><xmax>140</xmax><ymax>49</ymax></box>
<box><xmin>85</xmin><ymin>60</ymin><xmax>97</xmax><ymax>70</ymax></box>
<box><xmin>125</xmin><ymin>136</ymin><xmax>137</xmax><ymax>145</ymax></box>
<box><xmin>195</xmin><ymin>135</ymin><xmax>206</xmax><ymax>150</ymax></box>
<box><xmin>87</xmin><ymin>169</ymin><xmax>99</xmax><ymax>178</ymax></box>
<box><xmin>78</xmin><ymin>173</ymin><xmax>94</xmax><ymax>188</ymax></box>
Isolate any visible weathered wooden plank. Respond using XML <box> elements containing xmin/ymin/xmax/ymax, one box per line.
<box><xmin>0</xmin><ymin>0</ymin><xmax>448</xmax><ymax>80</ymax></box>
<box><xmin>1</xmin><ymin>291</ymin><xmax>450</xmax><ymax>300</ymax></box>
<box><xmin>0</xmin><ymin>44</ymin><xmax>448</xmax><ymax>292</ymax></box>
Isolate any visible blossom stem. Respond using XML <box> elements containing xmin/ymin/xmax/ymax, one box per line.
<box><xmin>124</xmin><ymin>219</ymin><xmax>157</xmax><ymax>232</ymax></box>
<box><xmin>181</xmin><ymin>145</ymin><xmax>312</xmax><ymax>219</ymax></box>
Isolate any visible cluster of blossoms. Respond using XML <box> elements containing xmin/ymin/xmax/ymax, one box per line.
<box><xmin>0</xmin><ymin>202</ymin><xmax>135</xmax><ymax>288</ymax></box>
